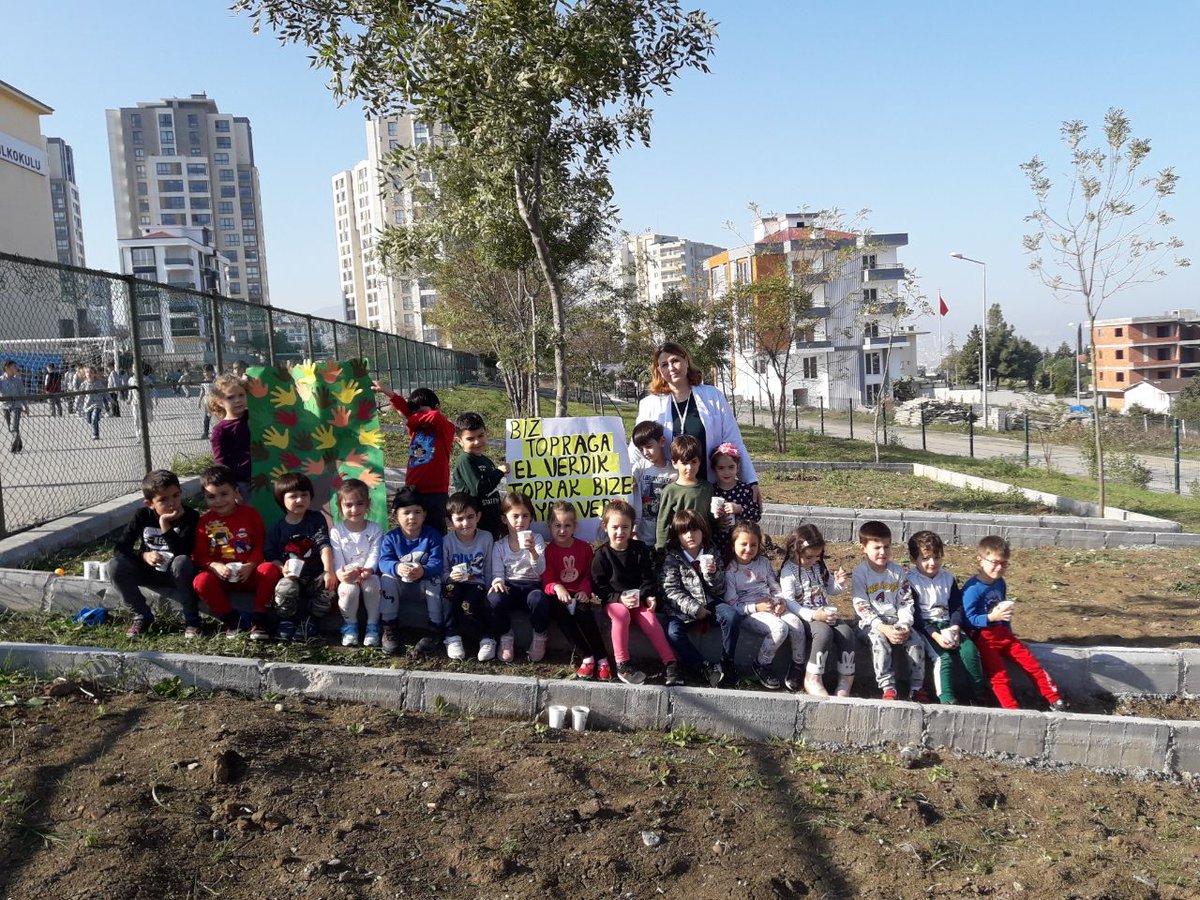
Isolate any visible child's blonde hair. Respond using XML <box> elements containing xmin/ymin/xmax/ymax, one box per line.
<box><xmin>208</xmin><ymin>373</ymin><xmax>245</xmax><ymax>416</ymax></box>
<box><xmin>548</xmin><ymin>501</ymin><xmax>577</xmax><ymax>524</ymax></box>
<box><xmin>729</xmin><ymin>521</ymin><xmax>764</xmax><ymax>562</ymax></box>
<box><xmin>600</xmin><ymin>499</ymin><xmax>635</xmax><ymax>528</ymax></box>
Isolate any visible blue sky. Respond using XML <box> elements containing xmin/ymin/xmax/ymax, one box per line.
<box><xmin>4</xmin><ymin>1</ymin><xmax>1198</xmax><ymax>349</ymax></box>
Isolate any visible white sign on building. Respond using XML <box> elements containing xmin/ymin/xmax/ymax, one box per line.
<box><xmin>0</xmin><ymin>130</ymin><xmax>48</xmax><ymax>176</ymax></box>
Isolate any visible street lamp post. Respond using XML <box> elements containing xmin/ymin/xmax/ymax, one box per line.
<box><xmin>950</xmin><ymin>252</ymin><xmax>987</xmax><ymax>428</ymax></box>
<box><xmin>1068</xmin><ymin>321</ymin><xmax>1082</xmax><ymax>405</ymax></box>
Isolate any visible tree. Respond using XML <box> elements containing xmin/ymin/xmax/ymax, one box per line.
<box><xmin>616</xmin><ymin>285</ymin><xmax>730</xmax><ymax>390</ymax></box>
<box><xmin>237</xmin><ymin>0</ymin><xmax>716</xmax><ymax>416</ymax></box>
<box><xmin>1022</xmin><ymin>108</ymin><xmax>1188</xmax><ymax>512</ymax></box>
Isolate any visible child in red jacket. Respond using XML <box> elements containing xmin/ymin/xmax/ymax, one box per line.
<box><xmin>192</xmin><ymin>465</ymin><xmax>281</xmax><ymax>640</ymax></box>
<box><xmin>373</xmin><ymin>383</ymin><xmax>455</xmax><ymax>533</ymax></box>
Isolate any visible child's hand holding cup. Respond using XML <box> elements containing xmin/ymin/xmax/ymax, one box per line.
<box><xmin>399</xmin><ymin>561</ymin><xmax>418</xmax><ymax>583</ymax></box>
<box><xmin>709</xmin><ymin>497</ymin><xmax>725</xmax><ymax>520</ymax></box>
<box><xmin>518</xmin><ymin>529</ymin><xmax>534</xmax><ymax>551</ymax></box>
<box><xmin>697</xmin><ymin>552</ymin><xmax>716</xmax><ymax>576</ymax></box>
<box><xmin>284</xmin><ymin>558</ymin><xmax>305</xmax><ymax>578</ymax></box>
<box><xmin>451</xmin><ymin>562</ymin><xmax>470</xmax><ymax>582</ymax></box>
<box><xmin>620</xmin><ymin>588</ymin><xmax>641</xmax><ymax>609</ymax></box>
<box><xmin>821</xmin><ymin>605</ymin><xmax>839</xmax><ymax>624</ymax></box>
<box><xmin>225</xmin><ymin>561</ymin><xmax>244</xmax><ymax>583</ymax></box>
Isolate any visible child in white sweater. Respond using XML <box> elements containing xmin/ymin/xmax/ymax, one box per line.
<box><xmin>486</xmin><ymin>492</ymin><xmax>550</xmax><ymax>664</ymax></box>
<box><xmin>723</xmin><ymin>522</ymin><xmax>787</xmax><ymax>690</ymax></box>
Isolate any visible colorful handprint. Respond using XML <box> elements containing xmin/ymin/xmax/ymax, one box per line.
<box><xmin>313</xmin><ymin>424</ymin><xmax>337</xmax><ymax>450</ymax></box>
<box><xmin>247</xmin><ymin>376</ymin><xmax>268</xmax><ymax>398</ymax></box>
<box><xmin>331</xmin><ymin>405</ymin><xmax>352</xmax><ymax>427</ymax></box>
<box><xmin>262</xmin><ymin>425</ymin><xmax>290</xmax><ymax>450</ymax></box>
<box><xmin>333</xmin><ymin>381</ymin><xmax>362</xmax><ymax>404</ymax></box>
<box><xmin>358</xmin><ymin>425</ymin><xmax>384</xmax><ymax>448</ymax></box>
<box><xmin>269</xmin><ymin>384</ymin><xmax>297</xmax><ymax>408</ymax></box>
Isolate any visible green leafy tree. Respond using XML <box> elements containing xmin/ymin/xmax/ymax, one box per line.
<box><xmin>238</xmin><ymin>0</ymin><xmax>716</xmax><ymax>417</ymax></box>
<box><xmin>1022</xmin><ymin>108</ymin><xmax>1188</xmax><ymax>513</ymax></box>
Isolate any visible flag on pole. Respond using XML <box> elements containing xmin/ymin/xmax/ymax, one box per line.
<box><xmin>938</xmin><ymin>294</ymin><xmax>949</xmax><ymax>316</ymax></box>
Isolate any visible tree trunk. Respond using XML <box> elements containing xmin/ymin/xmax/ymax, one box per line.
<box><xmin>1090</xmin><ymin>314</ymin><xmax>1106</xmax><ymax>515</ymax></box>
<box><xmin>514</xmin><ymin>166</ymin><xmax>568</xmax><ymax>416</ymax></box>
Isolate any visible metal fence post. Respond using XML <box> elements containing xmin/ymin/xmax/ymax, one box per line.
<box><xmin>750</xmin><ymin>398</ymin><xmax>755</xmax><ymax>427</ymax></box>
<box><xmin>819</xmin><ymin>396</ymin><xmax>825</xmax><ymax>435</ymax></box>
<box><xmin>1024</xmin><ymin>414</ymin><xmax>1030</xmax><ymax>467</ymax></box>
<box><xmin>882</xmin><ymin>406</ymin><xmax>888</xmax><ymax>446</ymax></box>
<box><xmin>969</xmin><ymin>415</ymin><xmax>975</xmax><ymax>458</ymax></box>
<box><xmin>921</xmin><ymin>412</ymin><xmax>927</xmax><ymax>451</ymax></box>
<box><xmin>124</xmin><ymin>275</ymin><xmax>154</xmax><ymax>475</ymax></box>
<box><xmin>1175</xmin><ymin>418</ymin><xmax>1182</xmax><ymax>494</ymax></box>
<box><xmin>794</xmin><ymin>404</ymin><xmax>798</xmax><ymax>432</ymax></box>
<box><xmin>265</xmin><ymin>307</ymin><xmax>276</xmax><ymax>366</ymax></box>
<box><xmin>848</xmin><ymin>399</ymin><xmax>854</xmax><ymax>440</ymax></box>
<box><xmin>211</xmin><ymin>293</ymin><xmax>225</xmax><ymax>375</ymax></box>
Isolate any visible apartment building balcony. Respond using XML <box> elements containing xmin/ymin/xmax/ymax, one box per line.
<box><xmin>792</xmin><ymin>339</ymin><xmax>834</xmax><ymax>353</ymax></box>
<box><xmin>862</xmin><ymin>265</ymin><xmax>907</xmax><ymax>282</ymax></box>
<box><xmin>863</xmin><ymin>333</ymin><xmax>915</xmax><ymax>350</ymax></box>
<box><xmin>800</xmin><ymin>304</ymin><xmax>831</xmax><ymax>318</ymax></box>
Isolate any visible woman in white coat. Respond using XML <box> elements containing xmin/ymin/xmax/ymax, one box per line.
<box><xmin>629</xmin><ymin>342</ymin><xmax>761</xmax><ymax>504</ymax></box>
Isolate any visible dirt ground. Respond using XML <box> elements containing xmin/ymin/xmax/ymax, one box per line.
<box><xmin>2</xmin><ymin>680</ymin><xmax>1199</xmax><ymax>900</ymax></box>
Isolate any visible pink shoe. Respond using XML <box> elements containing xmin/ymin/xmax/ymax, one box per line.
<box><xmin>499</xmin><ymin>632</ymin><xmax>515</xmax><ymax>663</ymax></box>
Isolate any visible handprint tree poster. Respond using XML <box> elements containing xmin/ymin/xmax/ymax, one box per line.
<box><xmin>244</xmin><ymin>358</ymin><xmax>388</xmax><ymax>530</ymax></box>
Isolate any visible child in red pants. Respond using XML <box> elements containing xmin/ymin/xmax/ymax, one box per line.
<box><xmin>192</xmin><ymin>464</ymin><xmax>280</xmax><ymax>640</ymax></box>
<box><xmin>962</xmin><ymin>536</ymin><xmax>1065</xmax><ymax>711</ymax></box>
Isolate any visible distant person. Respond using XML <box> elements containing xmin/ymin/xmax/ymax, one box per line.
<box><xmin>107</xmin><ymin>366</ymin><xmax>123</xmax><ymax>417</ymax></box>
<box><xmin>231</xmin><ymin>360</ymin><xmax>247</xmax><ymax>380</ymax></box>
<box><xmin>109</xmin><ymin>469</ymin><xmax>201</xmax><ymax>638</ymax></box>
<box><xmin>43</xmin><ymin>363</ymin><xmax>63</xmax><ymax>417</ymax></box>
<box><xmin>197</xmin><ymin>364</ymin><xmax>216</xmax><ymax>440</ymax></box>
<box><xmin>0</xmin><ymin>360</ymin><xmax>28</xmax><ymax>452</ymax></box>
<box><xmin>81</xmin><ymin>366</ymin><xmax>105</xmax><ymax>441</ymax></box>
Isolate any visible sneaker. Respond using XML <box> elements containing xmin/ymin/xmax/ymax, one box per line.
<box><xmin>663</xmin><ymin>662</ymin><xmax>682</xmax><ymax>687</ymax></box>
<box><xmin>381</xmin><ymin>623</ymin><xmax>400</xmax><ymax>655</ymax></box>
<box><xmin>784</xmin><ymin>663</ymin><xmax>804</xmax><ymax>693</ymax></box>
<box><xmin>414</xmin><ymin>635</ymin><xmax>441</xmax><ymax>654</ymax></box>
<box><xmin>596</xmin><ymin>659</ymin><xmax>613</xmax><ymax>682</ymax></box>
<box><xmin>499</xmin><ymin>632</ymin><xmax>516</xmax><ymax>664</ymax></box>
<box><xmin>276</xmin><ymin>621</ymin><xmax>297</xmax><ymax>642</ymax></box>
<box><xmin>910</xmin><ymin>688</ymin><xmax>934</xmax><ymax>704</ymax></box>
<box><xmin>363</xmin><ymin>624</ymin><xmax>382</xmax><ymax>648</ymax></box>
<box><xmin>341</xmin><ymin>623</ymin><xmax>360</xmax><ymax>647</ymax></box>
<box><xmin>576</xmin><ymin>658</ymin><xmax>596</xmax><ymax>679</ymax></box>
<box><xmin>702</xmin><ymin>662</ymin><xmax>723</xmax><ymax>689</ymax></box>
<box><xmin>881</xmin><ymin>688</ymin><xmax>898</xmax><ymax>701</ymax></box>
<box><xmin>529</xmin><ymin>631</ymin><xmax>548</xmax><ymax>663</ymax></box>
<box><xmin>183</xmin><ymin>625</ymin><xmax>203</xmax><ymax>640</ymax></box>
<box><xmin>616</xmin><ymin>662</ymin><xmax>646</xmax><ymax>686</ymax></box>
<box><xmin>1050</xmin><ymin>698</ymin><xmax>1069</xmax><ymax>713</ymax></box>
<box><xmin>803</xmin><ymin>671</ymin><xmax>829</xmax><ymax>698</ymax></box>
<box><xmin>752</xmin><ymin>661</ymin><xmax>781</xmax><ymax>690</ymax></box>
<box><xmin>478</xmin><ymin>637</ymin><xmax>498</xmax><ymax>662</ymax></box>
<box><xmin>446</xmin><ymin>637</ymin><xmax>466</xmax><ymax>660</ymax></box>
<box><xmin>250</xmin><ymin>624</ymin><xmax>272</xmax><ymax>642</ymax></box>
<box><xmin>125</xmin><ymin>613</ymin><xmax>153</xmax><ymax>638</ymax></box>
<box><xmin>221</xmin><ymin>614</ymin><xmax>243</xmax><ymax>641</ymax></box>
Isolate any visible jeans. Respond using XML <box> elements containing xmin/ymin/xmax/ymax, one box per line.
<box><xmin>445</xmin><ymin>581</ymin><xmax>490</xmax><ymax>643</ymax></box>
<box><xmin>382</xmin><ymin>573</ymin><xmax>457</xmax><ymax>638</ymax></box>
<box><xmin>664</xmin><ymin>615</ymin><xmax>709</xmax><ymax>675</ymax></box>
<box><xmin>712</xmin><ymin>602</ymin><xmax>744</xmax><ymax>668</ymax></box>
<box><xmin>108</xmin><ymin>552</ymin><xmax>198</xmax><ymax>624</ymax></box>
<box><xmin>86</xmin><ymin>406</ymin><xmax>101</xmax><ymax>439</ymax></box>
<box><xmin>3</xmin><ymin>406</ymin><xmax>21</xmax><ymax>435</ymax></box>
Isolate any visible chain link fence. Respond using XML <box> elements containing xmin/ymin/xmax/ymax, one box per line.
<box><xmin>0</xmin><ymin>251</ymin><xmax>480</xmax><ymax>537</ymax></box>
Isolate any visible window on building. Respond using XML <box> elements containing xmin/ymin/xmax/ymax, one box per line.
<box><xmin>243</xmin><ymin>249</ymin><xmax>256</xmax><ymax>261</ymax></box>
<box><xmin>216</xmin><ymin>136</ymin><xmax>231</xmax><ymax>149</ymax></box>
<box><xmin>187</xmin><ymin>163</ymin><xmax>207</xmax><ymax>176</ymax></box>
<box><xmin>134</xmin><ymin>148</ymin><xmax>145</xmax><ymax>160</ymax></box>
<box><xmin>159</xmin><ymin>180</ymin><xmax>184</xmax><ymax>192</ymax></box>
<box><xmin>802</xmin><ymin>357</ymin><xmax>819</xmax><ymax>379</ymax></box>
<box><xmin>794</xmin><ymin>325</ymin><xmax>815</xmax><ymax>344</ymax></box>
<box><xmin>225</xmin><ymin>234</ymin><xmax>240</xmax><ymax>246</ymax></box>
<box><xmin>190</xmin><ymin>197</ymin><xmax>210</xmax><ymax>210</ymax></box>
<box><xmin>220</xmin><ymin>217</ymin><xmax>235</xmax><ymax>230</ymax></box>
<box><xmin>239</xmin><ymin>187</ymin><xmax>253</xmax><ymax>201</ymax></box>
<box><xmin>1157</xmin><ymin>347</ymin><xmax>1172</xmax><ymax>360</ymax></box>
<box><xmin>1115</xmin><ymin>349</ymin><xmax>1124</xmax><ymax>360</ymax></box>
<box><xmin>138</xmin><ymin>199</ymin><xmax>150</xmax><ymax>212</ymax></box>
<box><xmin>865</xmin><ymin>383</ymin><xmax>882</xmax><ymax>405</ymax></box>
<box><xmin>1116</xmin><ymin>372</ymin><xmax>1125</xmax><ymax>383</ymax></box>
<box><xmin>191</xmin><ymin>214</ymin><xmax>211</xmax><ymax>226</ymax></box>
<box><xmin>131</xmin><ymin>248</ymin><xmax>155</xmax><ymax>267</ymax></box>
<box><xmin>132</xmin><ymin>130</ymin><xmax>143</xmax><ymax>144</ymax></box>
<box><xmin>215</xmin><ymin>119</ymin><xmax>230</xmax><ymax>132</ymax></box>
<box><xmin>865</xmin><ymin>352</ymin><xmax>882</xmax><ymax>375</ymax></box>
<box><xmin>213</xmin><ymin>152</ymin><xmax>230</xmax><ymax>164</ymax></box>
<box><xmin>387</xmin><ymin>121</ymin><xmax>398</xmax><ymax>136</ymax></box>
<box><xmin>136</xmin><ymin>182</ymin><xmax>148</xmax><ymax>196</ymax></box>
<box><xmin>162</xmin><ymin>147</ymin><xmax>175</xmax><ymax>156</ymax></box>
<box><xmin>1157</xmin><ymin>324</ymin><xmax>1172</xmax><ymax>337</ymax></box>
<box><xmin>190</xmin><ymin>148</ymin><xmax>203</xmax><ymax>156</ymax></box>
<box><xmin>188</xmin><ymin>180</ymin><xmax>209</xmax><ymax>193</ymax></box>
<box><xmin>1115</xmin><ymin>327</ymin><xmax>1124</xmax><ymax>337</ymax></box>
<box><xmin>1158</xmin><ymin>370</ymin><xmax>1172</xmax><ymax>379</ymax></box>
<box><xmin>735</xmin><ymin>258</ymin><xmax>751</xmax><ymax>284</ymax></box>
<box><xmin>246</xmin><ymin>265</ymin><xmax>259</xmax><ymax>278</ymax></box>
<box><xmin>241</xmin><ymin>217</ymin><xmax>256</xmax><ymax>230</ymax></box>
<box><xmin>139</xmin><ymin>215</ymin><xmax>151</xmax><ymax>226</ymax></box>
<box><xmin>864</xmin><ymin>321</ymin><xmax>879</xmax><ymax>338</ymax></box>
<box><xmin>862</xmin><ymin>288</ymin><xmax>878</xmax><ymax>304</ymax></box>
<box><xmin>160</xmin><ymin>129</ymin><xmax>175</xmax><ymax>144</ymax></box>
<box><xmin>862</xmin><ymin>254</ymin><xmax>877</xmax><ymax>270</ymax></box>
<box><xmin>228</xmin><ymin>267</ymin><xmax>240</xmax><ymax>280</ymax></box>
<box><xmin>229</xmin><ymin>282</ymin><xmax>241</xmax><ymax>294</ymax></box>
<box><xmin>53</xmin><ymin>211</ymin><xmax>66</xmax><ymax>222</ymax></box>
<box><xmin>135</xmin><ymin>165</ymin><xmax>145</xmax><ymax>176</ymax></box>
<box><xmin>130</xmin><ymin>113</ymin><xmax>142</xmax><ymax>127</ymax></box>
<box><xmin>160</xmin><ymin>214</ymin><xmax>183</xmax><ymax>225</ymax></box>
<box><xmin>243</xmin><ymin>234</ymin><xmax>257</xmax><ymax>246</ymax></box>
<box><xmin>160</xmin><ymin>196</ymin><xmax>186</xmax><ymax>209</ymax></box>
<box><xmin>238</xmin><ymin>169</ymin><xmax>251</xmax><ymax>182</ymax></box>
<box><xmin>220</xmin><ymin>186</ymin><xmax>236</xmax><ymax>198</ymax></box>
<box><xmin>158</xmin><ymin>113</ymin><xmax>173</xmax><ymax>127</ymax></box>
<box><xmin>156</xmin><ymin>162</ymin><xmax>181</xmax><ymax>175</ymax></box>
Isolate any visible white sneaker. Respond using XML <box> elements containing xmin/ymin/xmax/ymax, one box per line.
<box><xmin>529</xmin><ymin>631</ymin><xmax>548</xmax><ymax>663</ymax></box>
<box><xmin>499</xmin><ymin>631</ymin><xmax>515</xmax><ymax>663</ymax></box>
<box><xmin>478</xmin><ymin>637</ymin><xmax>497</xmax><ymax>662</ymax></box>
<box><xmin>446</xmin><ymin>637</ymin><xmax>465</xmax><ymax>660</ymax></box>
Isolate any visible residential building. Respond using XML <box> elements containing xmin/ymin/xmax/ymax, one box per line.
<box><xmin>46</xmin><ymin>137</ymin><xmax>85</xmax><ymax>267</ymax></box>
<box><xmin>1092</xmin><ymin>310</ymin><xmax>1200</xmax><ymax>411</ymax></box>
<box><xmin>118</xmin><ymin>227</ymin><xmax>228</xmax><ymax>358</ymax></box>
<box><xmin>612</xmin><ymin>232</ymin><xmax>726</xmax><ymax>306</ymax></box>
<box><xmin>1122</xmin><ymin>378</ymin><xmax>1188</xmax><ymax>416</ymax></box>
<box><xmin>333</xmin><ymin>114</ymin><xmax>448</xmax><ymax>344</ymax></box>
<box><xmin>0</xmin><ymin>79</ymin><xmax>55</xmax><ymax>263</ymax></box>
<box><xmin>106</xmin><ymin>93</ymin><xmax>269</xmax><ymax>307</ymax></box>
<box><xmin>706</xmin><ymin>211</ymin><xmax>919</xmax><ymax>410</ymax></box>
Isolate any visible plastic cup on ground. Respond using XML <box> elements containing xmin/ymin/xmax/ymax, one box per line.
<box><xmin>154</xmin><ymin>551</ymin><xmax>174</xmax><ymax>573</ymax></box>
<box><xmin>82</xmin><ymin>560</ymin><xmax>105</xmax><ymax>580</ymax></box>
<box><xmin>571</xmin><ymin>705</ymin><xmax>590</xmax><ymax>732</ymax></box>
<box><xmin>284</xmin><ymin>558</ymin><xmax>305</xmax><ymax>578</ymax></box>
<box><xmin>547</xmin><ymin>705</ymin><xmax>568</xmax><ymax>729</ymax></box>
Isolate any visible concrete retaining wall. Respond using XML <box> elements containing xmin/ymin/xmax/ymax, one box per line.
<box><xmin>2</xmin><ymin>641</ymin><xmax>1195</xmax><ymax>778</ymax></box>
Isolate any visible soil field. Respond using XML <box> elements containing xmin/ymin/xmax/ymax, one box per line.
<box><xmin>2</xmin><ymin>679</ymin><xmax>1199</xmax><ymax>900</ymax></box>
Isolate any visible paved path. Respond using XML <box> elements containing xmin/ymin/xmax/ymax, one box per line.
<box><xmin>735</xmin><ymin>407</ymin><xmax>1200</xmax><ymax>496</ymax></box>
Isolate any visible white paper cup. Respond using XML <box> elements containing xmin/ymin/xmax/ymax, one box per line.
<box><xmin>621</xmin><ymin>589</ymin><xmax>641</xmax><ymax>605</ymax></box>
<box><xmin>994</xmin><ymin>600</ymin><xmax>1014</xmax><ymax>615</ymax></box>
<box><xmin>452</xmin><ymin>562</ymin><xmax>470</xmax><ymax>578</ymax></box>
<box><xmin>82</xmin><ymin>560</ymin><xmax>106</xmax><ymax>580</ymax></box>
<box><xmin>154</xmin><ymin>551</ymin><xmax>174</xmax><ymax>573</ymax></box>
<box><xmin>284</xmin><ymin>558</ymin><xmax>305</xmax><ymax>578</ymax></box>
<box><xmin>571</xmin><ymin>705</ymin><xmax>590</xmax><ymax>732</ymax></box>
<box><xmin>400</xmin><ymin>563</ymin><xmax>418</xmax><ymax>583</ymax></box>
<box><xmin>709</xmin><ymin>497</ymin><xmax>724</xmax><ymax>517</ymax></box>
<box><xmin>518</xmin><ymin>530</ymin><xmax>533</xmax><ymax>547</ymax></box>
<box><xmin>822</xmin><ymin>605</ymin><xmax>839</xmax><ymax>622</ymax></box>
<box><xmin>547</xmin><ymin>704</ymin><xmax>568</xmax><ymax>729</ymax></box>
<box><xmin>225</xmin><ymin>562</ymin><xmax>243</xmax><ymax>581</ymax></box>
<box><xmin>697</xmin><ymin>553</ymin><xmax>715</xmax><ymax>574</ymax></box>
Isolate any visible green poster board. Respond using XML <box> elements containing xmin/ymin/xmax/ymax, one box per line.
<box><xmin>245</xmin><ymin>358</ymin><xmax>388</xmax><ymax>530</ymax></box>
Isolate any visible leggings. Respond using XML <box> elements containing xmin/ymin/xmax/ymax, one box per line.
<box><xmin>547</xmin><ymin>596</ymin><xmax>609</xmax><ymax>661</ymax></box>
<box><xmin>486</xmin><ymin>581</ymin><xmax>549</xmax><ymax>637</ymax></box>
<box><xmin>804</xmin><ymin>620</ymin><xmax>857</xmax><ymax>677</ymax></box>
<box><xmin>337</xmin><ymin>574</ymin><xmax>382</xmax><ymax>626</ymax></box>
<box><xmin>446</xmin><ymin>582</ymin><xmax>491</xmax><ymax>643</ymax></box>
<box><xmin>193</xmin><ymin>562</ymin><xmax>281</xmax><ymax>621</ymax></box>
<box><xmin>604</xmin><ymin>602</ymin><xmax>674</xmax><ymax>665</ymax></box>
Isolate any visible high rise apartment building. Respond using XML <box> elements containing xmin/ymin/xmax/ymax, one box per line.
<box><xmin>707</xmin><ymin>211</ymin><xmax>919</xmax><ymax>410</ymax></box>
<box><xmin>333</xmin><ymin>115</ymin><xmax>447</xmax><ymax>344</ymax></box>
<box><xmin>46</xmin><ymin>137</ymin><xmax>85</xmax><ymax>267</ymax></box>
<box><xmin>613</xmin><ymin>232</ymin><xmax>726</xmax><ymax>305</ymax></box>
<box><xmin>105</xmin><ymin>94</ymin><xmax>269</xmax><ymax>306</ymax></box>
